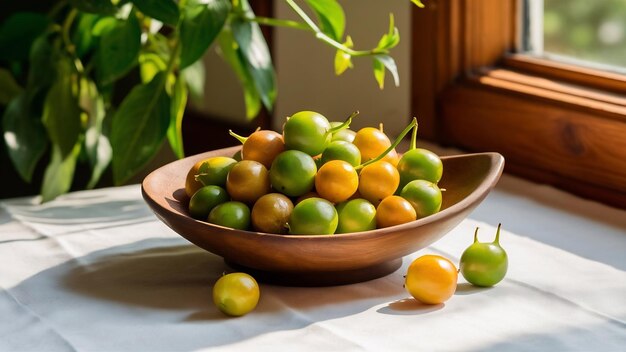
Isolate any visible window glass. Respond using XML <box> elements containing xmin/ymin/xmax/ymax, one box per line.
<box><xmin>524</xmin><ymin>0</ymin><xmax>626</xmax><ymax>74</ymax></box>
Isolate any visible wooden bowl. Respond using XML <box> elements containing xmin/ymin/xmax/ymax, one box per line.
<box><xmin>142</xmin><ymin>146</ymin><xmax>504</xmax><ymax>286</ymax></box>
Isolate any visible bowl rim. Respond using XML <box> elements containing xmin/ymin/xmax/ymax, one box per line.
<box><xmin>142</xmin><ymin>148</ymin><xmax>504</xmax><ymax>240</ymax></box>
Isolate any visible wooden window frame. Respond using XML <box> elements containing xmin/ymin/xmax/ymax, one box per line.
<box><xmin>412</xmin><ymin>0</ymin><xmax>626</xmax><ymax>208</ymax></box>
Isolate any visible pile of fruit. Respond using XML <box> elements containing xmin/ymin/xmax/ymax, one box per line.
<box><xmin>184</xmin><ymin>110</ymin><xmax>445</xmax><ymax>235</ymax></box>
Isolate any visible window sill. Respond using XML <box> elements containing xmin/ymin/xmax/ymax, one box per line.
<box><xmin>439</xmin><ymin>66</ymin><xmax>626</xmax><ymax>209</ymax></box>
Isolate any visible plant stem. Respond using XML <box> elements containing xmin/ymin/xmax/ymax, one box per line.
<box><xmin>283</xmin><ymin>0</ymin><xmax>389</xmax><ymax>57</ymax></box>
<box><xmin>284</xmin><ymin>0</ymin><xmax>320</xmax><ymax>31</ymax></box>
<box><xmin>229</xmin><ymin>130</ymin><xmax>248</xmax><ymax>144</ymax></box>
<box><xmin>494</xmin><ymin>223</ymin><xmax>502</xmax><ymax>244</ymax></box>
<box><xmin>315</xmin><ymin>32</ymin><xmax>387</xmax><ymax>57</ymax></box>
<box><xmin>61</xmin><ymin>8</ymin><xmax>78</xmax><ymax>55</ymax></box>
<box><xmin>241</xmin><ymin>15</ymin><xmax>311</xmax><ymax>31</ymax></box>
<box><xmin>48</xmin><ymin>0</ymin><xmax>69</xmax><ymax>20</ymax></box>
<box><xmin>409</xmin><ymin>121</ymin><xmax>418</xmax><ymax>150</ymax></box>
<box><xmin>328</xmin><ymin>111</ymin><xmax>359</xmax><ymax>134</ymax></box>
<box><xmin>356</xmin><ymin>117</ymin><xmax>417</xmax><ymax>170</ymax></box>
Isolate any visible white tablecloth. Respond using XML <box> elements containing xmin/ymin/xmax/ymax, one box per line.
<box><xmin>1</xmin><ymin>177</ymin><xmax>625</xmax><ymax>351</ymax></box>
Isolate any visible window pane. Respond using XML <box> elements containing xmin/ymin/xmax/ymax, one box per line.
<box><xmin>524</xmin><ymin>0</ymin><xmax>626</xmax><ymax>74</ymax></box>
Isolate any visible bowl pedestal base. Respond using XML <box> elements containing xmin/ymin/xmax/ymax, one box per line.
<box><xmin>225</xmin><ymin>258</ymin><xmax>403</xmax><ymax>287</ymax></box>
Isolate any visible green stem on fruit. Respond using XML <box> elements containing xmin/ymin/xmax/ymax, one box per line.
<box><xmin>409</xmin><ymin>120</ymin><xmax>419</xmax><ymax>150</ymax></box>
<box><xmin>494</xmin><ymin>223</ymin><xmax>502</xmax><ymax>244</ymax></box>
<box><xmin>355</xmin><ymin>117</ymin><xmax>417</xmax><ymax>170</ymax></box>
<box><xmin>328</xmin><ymin>110</ymin><xmax>359</xmax><ymax>134</ymax></box>
<box><xmin>229</xmin><ymin>130</ymin><xmax>248</xmax><ymax>144</ymax></box>
<box><xmin>474</xmin><ymin>227</ymin><xmax>479</xmax><ymax>243</ymax></box>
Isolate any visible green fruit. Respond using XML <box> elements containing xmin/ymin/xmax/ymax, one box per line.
<box><xmin>331</xmin><ymin>125</ymin><xmax>356</xmax><ymax>143</ymax></box>
<box><xmin>321</xmin><ymin>140</ymin><xmax>361</xmax><ymax>167</ymax></box>
<box><xmin>213</xmin><ymin>273</ymin><xmax>260</xmax><ymax>316</ymax></box>
<box><xmin>335</xmin><ymin>198</ymin><xmax>376</xmax><ymax>234</ymax></box>
<box><xmin>283</xmin><ymin>111</ymin><xmax>332</xmax><ymax>156</ymax></box>
<box><xmin>460</xmin><ymin>224</ymin><xmax>508</xmax><ymax>287</ymax></box>
<box><xmin>288</xmin><ymin>197</ymin><xmax>338</xmax><ymax>235</ymax></box>
<box><xmin>196</xmin><ymin>157</ymin><xmax>237</xmax><ymax>187</ymax></box>
<box><xmin>208</xmin><ymin>201</ymin><xmax>251</xmax><ymax>230</ymax></box>
<box><xmin>269</xmin><ymin>150</ymin><xmax>317</xmax><ymax>197</ymax></box>
<box><xmin>397</xmin><ymin>148</ymin><xmax>443</xmax><ymax>190</ymax></box>
<box><xmin>188</xmin><ymin>185</ymin><xmax>229</xmax><ymax>220</ymax></box>
<box><xmin>400</xmin><ymin>179</ymin><xmax>442</xmax><ymax>218</ymax></box>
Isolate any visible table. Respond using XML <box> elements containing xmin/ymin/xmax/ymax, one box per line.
<box><xmin>1</xmin><ymin>174</ymin><xmax>625</xmax><ymax>351</ymax></box>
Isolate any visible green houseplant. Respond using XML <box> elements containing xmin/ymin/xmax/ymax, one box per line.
<box><xmin>0</xmin><ymin>0</ymin><xmax>424</xmax><ymax>201</ymax></box>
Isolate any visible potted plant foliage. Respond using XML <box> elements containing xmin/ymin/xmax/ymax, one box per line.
<box><xmin>0</xmin><ymin>0</ymin><xmax>424</xmax><ymax>201</ymax></box>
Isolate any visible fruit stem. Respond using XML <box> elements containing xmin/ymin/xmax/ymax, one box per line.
<box><xmin>328</xmin><ymin>110</ymin><xmax>359</xmax><ymax>134</ymax></box>
<box><xmin>474</xmin><ymin>227</ymin><xmax>479</xmax><ymax>243</ymax></box>
<box><xmin>409</xmin><ymin>120</ymin><xmax>419</xmax><ymax>150</ymax></box>
<box><xmin>229</xmin><ymin>129</ymin><xmax>248</xmax><ymax>144</ymax></box>
<box><xmin>356</xmin><ymin>117</ymin><xmax>417</xmax><ymax>170</ymax></box>
<box><xmin>494</xmin><ymin>223</ymin><xmax>502</xmax><ymax>244</ymax></box>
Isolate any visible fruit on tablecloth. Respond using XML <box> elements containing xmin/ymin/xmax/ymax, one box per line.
<box><xmin>405</xmin><ymin>254</ymin><xmax>458</xmax><ymax>305</ymax></box>
<box><xmin>460</xmin><ymin>224</ymin><xmax>508</xmax><ymax>287</ymax></box>
<box><xmin>213</xmin><ymin>273</ymin><xmax>260</xmax><ymax>316</ymax></box>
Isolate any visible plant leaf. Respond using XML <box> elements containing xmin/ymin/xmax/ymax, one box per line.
<box><xmin>97</xmin><ymin>14</ymin><xmax>141</xmax><ymax>85</ymax></box>
<box><xmin>334</xmin><ymin>35</ymin><xmax>353</xmax><ymax>76</ymax></box>
<box><xmin>372</xmin><ymin>57</ymin><xmax>384</xmax><ymax>89</ymax></box>
<box><xmin>41</xmin><ymin>143</ymin><xmax>81</xmax><ymax>203</ymax></box>
<box><xmin>168</xmin><ymin>75</ymin><xmax>188</xmax><ymax>159</ymax></box>
<box><xmin>0</xmin><ymin>68</ymin><xmax>23</xmax><ymax>105</ymax></box>
<box><xmin>2</xmin><ymin>93</ymin><xmax>48</xmax><ymax>182</ymax></box>
<box><xmin>179</xmin><ymin>0</ymin><xmax>230</xmax><ymax>69</ymax></box>
<box><xmin>377</xmin><ymin>14</ymin><xmax>400</xmax><ymax>50</ymax></box>
<box><xmin>80</xmin><ymin>79</ymin><xmax>111</xmax><ymax>189</ymax></box>
<box><xmin>181</xmin><ymin>58</ymin><xmax>205</xmax><ymax>102</ymax></box>
<box><xmin>42</xmin><ymin>57</ymin><xmax>82</xmax><ymax>158</ymax></box>
<box><xmin>230</xmin><ymin>0</ymin><xmax>276</xmax><ymax>112</ymax></box>
<box><xmin>92</xmin><ymin>17</ymin><xmax>118</xmax><ymax>36</ymax></box>
<box><xmin>28</xmin><ymin>35</ymin><xmax>59</xmax><ymax>92</ymax></box>
<box><xmin>0</xmin><ymin>13</ymin><xmax>50</xmax><ymax>62</ymax></box>
<box><xmin>217</xmin><ymin>28</ymin><xmax>261</xmax><ymax>119</ymax></box>
<box><xmin>139</xmin><ymin>52</ymin><xmax>167</xmax><ymax>83</ymax></box>
<box><xmin>111</xmin><ymin>72</ymin><xmax>170</xmax><ymax>185</ymax></box>
<box><xmin>132</xmin><ymin>0</ymin><xmax>180</xmax><ymax>26</ymax></box>
<box><xmin>411</xmin><ymin>0</ymin><xmax>425</xmax><ymax>8</ymax></box>
<box><xmin>72</xmin><ymin>13</ymin><xmax>101</xmax><ymax>58</ymax></box>
<box><xmin>305</xmin><ymin>0</ymin><xmax>345</xmax><ymax>41</ymax></box>
<box><xmin>69</xmin><ymin>0</ymin><xmax>118</xmax><ymax>15</ymax></box>
<box><xmin>372</xmin><ymin>54</ymin><xmax>399</xmax><ymax>89</ymax></box>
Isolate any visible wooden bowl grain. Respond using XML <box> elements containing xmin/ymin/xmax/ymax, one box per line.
<box><xmin>142</xmin><ymin>146</ymin><xmax>504</xmax><ymax>286</ymax></box>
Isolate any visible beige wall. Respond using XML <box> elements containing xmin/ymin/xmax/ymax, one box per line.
<box><xmin>273</xmin><ymin>0</ymin><xmax>412</xmax><ymax>136</ymax></box>
<box><xmin>197</xmin><ymin>0</ymin><xmax>412</xmax><ymax>137</ymax></box>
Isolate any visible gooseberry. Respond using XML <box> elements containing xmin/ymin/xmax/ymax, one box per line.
<box><xmin>459</xmin><ymin>224</ymin><xmax>508</xmax><ymax>287</ymax></box>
